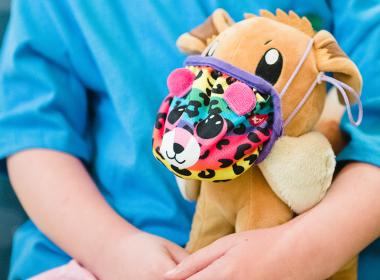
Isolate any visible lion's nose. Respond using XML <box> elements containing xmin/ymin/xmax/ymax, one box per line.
<box><xmin>173</xmin><ymin>143</ymin><xmax>184</xmax><ymax>154</ymax></box>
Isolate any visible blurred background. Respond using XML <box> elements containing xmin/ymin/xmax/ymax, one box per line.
<box><xmin>0</xmin><ymin>1</ymin><xmax>27</xmax><ymax>278</ymax></box>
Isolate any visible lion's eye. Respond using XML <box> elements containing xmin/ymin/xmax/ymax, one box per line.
<box><xmin>255</xmin><ymin>48</ymin><xmax>283</xmax><ymax>85</ymax></box>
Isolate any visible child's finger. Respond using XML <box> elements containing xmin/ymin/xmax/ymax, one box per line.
<box><xmin>187</xmin><ymin>257</ymin><xmax>230</xmax><ymax>280</ymax></box>
<box><xmin>164</xmin><ymin>239</ymin><xmax>232</xmax><ymax>280</ymax></box>
<box><xmin>167</xmin><ymin>243</ymin><xmax>189</xmax><ymax>264</ymax></box>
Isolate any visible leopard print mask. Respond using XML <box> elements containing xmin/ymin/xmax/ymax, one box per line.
<box><xmin>152</xmin><ymin>55</ymin><xmax>282</xmax><ymax>182</ymax></box>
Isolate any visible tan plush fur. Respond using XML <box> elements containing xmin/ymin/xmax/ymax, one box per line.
<box><xmin>175</xmin><ymin>177</ymin><xmax>200</xmax><ymax>201</ymax></box>
<box><xmin>176</xmin><ymin>9</ymin><xmax>362</xmax><ymax>278</ymax></box>
<box><xmin>316</xmin><ymin>88</ymin><xmax>348</xmax><ymax>154</ymax></box>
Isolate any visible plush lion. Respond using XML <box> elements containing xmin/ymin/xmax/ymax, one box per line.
<box><xmin>153</xmin><ymin>9</ymin><xmax>362</xmax><ymax>279</ymax></box>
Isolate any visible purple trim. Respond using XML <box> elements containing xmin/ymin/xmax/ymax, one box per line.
<box><xmin>257</xmin><ymin>92</ymin><xmax>283</xmax><ymax>163</ymax></box>
<box><xmin>185</xmin><ymin>55</ymin><xmax>283</xmax><ymax>163</ymax></box>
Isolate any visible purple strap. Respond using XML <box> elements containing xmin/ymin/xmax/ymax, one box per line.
<box><xmin>282</xmin><ymin>38</ymin><xmax>363</xmax><ymax>127</ymax></box>
<box><xmin>284</xmin><ymin>72</ymin><xmax>363</xmax><ymax>127</ymax></box>
<box><xmin>280</xmin><ymin>39</ymin><xmax>314</xmax><ymax>98</ymax></box>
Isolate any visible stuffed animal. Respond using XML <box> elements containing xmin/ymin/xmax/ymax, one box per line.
<box><xmin>153</xmin><ymin>9</ymin><xmax>362</xmax><ymax>279</ymax></box>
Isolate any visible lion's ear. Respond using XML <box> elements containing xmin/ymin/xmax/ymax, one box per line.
<box><xmin>176</xmin><ymin>9</ymin><xmax>234</xmax><ymax>54</ymax></box>
<box><xmin>314</xmin><ymin>30</ymin><xmax>362</xmax><ymax>104</ymax></box>
<box><xmin>244</xmin><ymin>12</ymin><xmax>256</xmax><ymax>19</ymax></box>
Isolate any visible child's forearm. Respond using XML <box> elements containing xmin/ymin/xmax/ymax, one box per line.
<box><xmin>7</xmin><ymin>149</ymin><xmax>139</xmax><ymax>273</ymax></box>
<box><xmin>291</xmin><ymin>162</ymin><xmax>380</xmax><ymax>277</ymax></box>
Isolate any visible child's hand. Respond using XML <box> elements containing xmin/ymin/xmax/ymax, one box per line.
<box><xmin>164</xmin><ymin>226</ymin><xmax>306</xmax><ymax>280</ymax></box>
<box><xmin>98</xmin><ymin>231</ymin><xmax>189</xmax><ymax>280</ymax></box>
<box><xmin>165</xmin><ymin>163</ymin><xmax>380</xmax><ymax>280</ymax></box>
<box><xmin>7</xmin><ymin>150</ymin><xmax>189</xmax><ymax>280</ymax></box>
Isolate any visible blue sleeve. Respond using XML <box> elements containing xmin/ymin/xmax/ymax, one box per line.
<box><xmin>330</xmin><ymin>0</ymin><xmax>380</xmax><ymax>167</ymax></box>
<box><xmin>0</xmin><ymin>0</ymin><xmax>91</xmax><ymax>171</ymax></box>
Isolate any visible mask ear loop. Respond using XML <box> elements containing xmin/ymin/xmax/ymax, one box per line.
<box><xmin>284</xmin><ymin>72</ymin><xmax>363</xmax><ymax>127</ymax></box>
<box><xmin>318</xmin><ymin>74</ymin><xmax>363</xmax><ymax>126</ymax></box>
<box><xmin>280</xmin><ymin>38</ymin><xmax>315</xmax><ymax>98</ymax></box>
<box><xmin>283</xmin><ymin>74</ymin><xmax>320</xmax><ymax>127</ymax></box>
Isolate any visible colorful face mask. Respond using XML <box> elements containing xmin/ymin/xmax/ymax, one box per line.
<box><xmin>152</xmin><ymin>55</ymin><xmax>283</xmax><ymax>182</ymax></box>
<box><xmin>152</xmin><ymin>38</ymin><xmax>363</xmax><ymax>182</ymax></box>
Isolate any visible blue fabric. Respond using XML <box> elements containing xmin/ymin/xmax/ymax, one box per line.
<box><xmin>332</xmin><ymin>2</ymin><xmax>380</xmax><ymax>278</ymax></box>
<box><xmin>0</xmin><ymin>1</ymin><xmax>378</xmax><ymax>279</ymax></box>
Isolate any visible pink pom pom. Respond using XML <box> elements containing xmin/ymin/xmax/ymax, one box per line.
<box><xmin>167</xmin><ymin>68</ymin><xmax>195</xmax><ymax>97</ymax></box>
<box><xmin>224</xmin><ymin>82</ymin><xmax>256</xmax><ymax>116</ymax></box>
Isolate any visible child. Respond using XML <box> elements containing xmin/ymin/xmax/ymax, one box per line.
<box><xmin>1</xmin><ymin>1</ymin><xmax>379</xmax><ymax>279</ymax></box>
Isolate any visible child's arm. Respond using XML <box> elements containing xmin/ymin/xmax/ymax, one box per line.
<box><xmin>165</xmin><ymin>162</ymin><xmax>380</xmax><ymax>279</ymax></box>
<box><xmin>7</xmin><ymin>149</ymin><xmax>188</xmax><ymax>279</ymax></box>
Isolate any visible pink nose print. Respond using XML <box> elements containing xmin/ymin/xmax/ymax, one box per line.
<box><xmin>224</xmin><ymin>81</ymin><xmax>256</xmax><ymax>116</ymax></box>
<box><xmin>167</xmin><ymin>68</ymin><xmax>196</xmax><ymax>97</ymax></box>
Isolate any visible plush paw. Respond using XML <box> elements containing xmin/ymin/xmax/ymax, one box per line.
<box><xmin>258</xmin><ymin>132</ymin><xmax>336</xmax><ymax>214</ymax></box>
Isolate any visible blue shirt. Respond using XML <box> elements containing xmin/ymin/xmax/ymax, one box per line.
<box><xmin>0</xmin><ymin>1</ymin><xmax>379</xmax><ymax>279</ymax></box>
